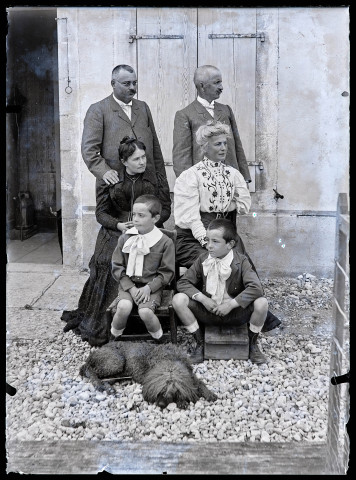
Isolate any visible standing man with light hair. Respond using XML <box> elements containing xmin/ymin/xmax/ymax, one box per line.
<box><xmin>82</xmin><ymin>64</ymin><xmax>167</xmax><ymax>186</ymax></box>
<box><xmin>172</xmin><ymin>65</ymin><xmax>251</xmax><ymax>182</ymax></box>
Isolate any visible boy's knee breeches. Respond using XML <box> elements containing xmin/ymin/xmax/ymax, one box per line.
<box><xmin>187</xmin><ymin>298</ymin><xmax>254</xmax><ymax>326</ymax></box>
<box><xmin>116</xmin><ymin>285</ymin><xmax>163</xmax><ymax>312</ymax></box>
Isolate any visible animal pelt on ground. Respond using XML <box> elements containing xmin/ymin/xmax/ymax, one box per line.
<box><xmin>79</xmin><ymin>341</ymin><xmax>217</xmax><ymax>409</ymax></box>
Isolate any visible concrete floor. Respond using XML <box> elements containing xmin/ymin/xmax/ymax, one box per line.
<box><xmin>6</xmin><ymin>232</ymin><xmax>62</xmax><ymax>265</ymax></box>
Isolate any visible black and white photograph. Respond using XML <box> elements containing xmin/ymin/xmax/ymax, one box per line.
<box><xmin>6</xmin><ymin>4</ymin><xmax>350</xmax><ymax>475</ymax></box>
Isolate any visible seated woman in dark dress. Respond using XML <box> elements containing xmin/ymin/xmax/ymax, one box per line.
<box><xmin>173</xmin><ymin>121</ymin><xmax>280</xmax><ymax>332</ymax></box>
<box><xmin>61</xmin><ymin>136</ymin><xmax>171</xmax><ymax>346</ymax></box>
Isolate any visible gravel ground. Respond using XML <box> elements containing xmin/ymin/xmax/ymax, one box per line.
<box><xmin>6</xmin><ymin>275</ymin><xmax>349</xmax><ymax>444</ymax></box>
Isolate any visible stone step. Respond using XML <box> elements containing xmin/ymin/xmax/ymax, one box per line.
<box><xmin>204</xmin><ymin>324</ymin><xmax>249</xmax><ymax>360</ymax></box>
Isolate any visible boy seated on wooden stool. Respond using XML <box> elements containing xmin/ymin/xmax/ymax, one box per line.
<box><xmin>172</xmin><ymin>218</ymin><xmax>269</xmax><ymax>364</ymax></box>
<box><xmin>111</xmin><ymin>195</ymin><xmax>175</xmax><ymax>343</ymax></box>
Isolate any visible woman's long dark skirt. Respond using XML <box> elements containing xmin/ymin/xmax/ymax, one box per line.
<box><xmin>61</xmin><ymin>227</ymin><xmax>120</xmax><ymax>346</ymax></box>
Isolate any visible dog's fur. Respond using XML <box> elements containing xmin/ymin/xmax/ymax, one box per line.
<box><xmin>79</xmin><ymin>341</ymin><xmax>217</xmax><ymax>409</ymax></box>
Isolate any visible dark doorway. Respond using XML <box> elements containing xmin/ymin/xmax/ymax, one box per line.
<box><xmin>6</xmin><ymin>7</ymin><xmax>62</xmax><ymax>262</ymax></box>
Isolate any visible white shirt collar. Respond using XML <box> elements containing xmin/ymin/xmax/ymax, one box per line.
<box><xmin>207</xmin><ymin>249</ymin><xmax>233</xmax><ymax>266</ymax></box>
<box><xmin>197</xmin><ymin>95</ymin><xmax>215</xmax><ymax>109</ymax></box>
<box><xmin>125</xmin><ymin>225</ymin><xmax>162</xmax><ymax>247</ymax></box>
<box><xmin>113</xmin><ymin>94</ymin><xmax>132</xmax><ymax>108</ymax></box>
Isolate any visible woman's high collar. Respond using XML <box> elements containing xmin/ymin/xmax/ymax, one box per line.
<box><xmin>203</xmin><ymin>156</ymin><xmax>225</xmax><ymax>168</ymax></box>
<box><xmin>109</xmin><ymin>166</ymin><xmax>158</xmax><ymax>186</ymax></box>
<box><xmin>125</xmin><ymin>171</ymin><xmax>142</xmax><ymax>181</ymax></box>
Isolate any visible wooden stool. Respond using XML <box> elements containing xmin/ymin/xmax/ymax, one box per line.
<box><xmin>204</xmin><ymin>324</ymin><xmax>249</xmax><ymax>360</ymax></box>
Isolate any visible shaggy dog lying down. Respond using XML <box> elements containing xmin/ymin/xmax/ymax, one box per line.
<box><xmin>80</xmin><ymin>341</ymin><xmax>217</xmax><ymax>409</ymax></box>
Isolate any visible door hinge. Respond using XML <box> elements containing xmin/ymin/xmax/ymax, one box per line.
<box><xmin>208</xmin><ymin>33</ymin><xmax>265</xmax><ymax>42</ymax></box>
<box><xmin>129</xmin><ymin>34</ymin><xmax>184</xmax><ymax>43</ymax></box>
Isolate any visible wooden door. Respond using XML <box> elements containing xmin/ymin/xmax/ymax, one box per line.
<box><xmin>136</xmin><ymin>7</ymin><xmax>197</xmax><ymax>190</ymax></box>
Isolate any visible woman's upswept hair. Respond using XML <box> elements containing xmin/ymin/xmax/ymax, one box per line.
<box><xmin>118</xmin><ymin>136</ymin><xmax>146</xmax><ymax>163</ymax></box>
<box><xmin>195</xmin><ymin>121</ymin><xmax>231</xmax><ymax>153</ymax></box>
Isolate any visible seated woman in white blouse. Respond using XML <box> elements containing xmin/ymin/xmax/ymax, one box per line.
<box><xmin>174</xmin><ymin>121</ymin><xmax>281</xmax><ymax>332</ymax></box>
<box><xmin>174</xmin><ymin>120</ymin><xmax>252</xmax><ymax>268</ymax></box>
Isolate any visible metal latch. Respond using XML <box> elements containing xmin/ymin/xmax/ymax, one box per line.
<box><xmin>208</xmin><ymin>33</ymin><xmax>265</xmax><ymax>42</ymax></box>
<box><xmin>129</xmin><ymin>34</ymin><xmax>184</xmax><ymax>43</ymax></box>
<box><xmin>248</xmin><ymin>161</ymin><xmax>264</xmax><ymax>171</ymax></box>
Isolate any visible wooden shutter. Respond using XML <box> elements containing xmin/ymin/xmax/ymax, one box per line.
<box><xmin>198</xmin><ymin>8</ymin><xmax>259</xmax><ymax>190</ymax></box>
<box><xmin>136</xmin><ymin>7</ymin><xmax>197</xmax><ymax>190</ymax></box>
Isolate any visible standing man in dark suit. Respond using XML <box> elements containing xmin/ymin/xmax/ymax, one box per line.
<box><xmin>82</xmin><ymin>64</ymin><xmax>167</xmax><ymax>186</ymax></box>
<box><xmin>172</xmin><ymin>65</ymin><xmax>251</xmax><ymax>182</ymax></box>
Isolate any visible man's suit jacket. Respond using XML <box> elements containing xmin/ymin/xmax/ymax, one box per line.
<box><xmin>177</xmin><ymin>250</ymin><xmax>263</xmax><ymax>309</ymax></box>
<box><xmin>81</xmin><ymin>94</ymin><xmax>166</xmax><ymax>180</ymax></box>
<box><xmin>172</xmin><ymin>99</ymin><xmax>251</xmax><ymax>182</ymax></box>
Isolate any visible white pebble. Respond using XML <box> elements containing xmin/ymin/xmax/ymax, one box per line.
<box><xmin>261</xmin><ymin>430</ymin><xmax>271</xmax><ymax>442</ymax></box>
<box><xmin>79</xmin><ymin>392</ymin><xmax>90</xmax><ymax>401</ymax></box>
<box><xmin>172</xmin><ymin>411</ymin><xmax>181</xmax><ymax>422</ymax></box>
<box><xmin>95</xmin><ymin>393</ymin><xmax>106</xmax><ymax>401</ymax></box>
<box><xmin>276</xmin><ymin>396</ymin><xmax>287</xmax><ymax>406</ymax></box>
<box><xmin>44</xmin><ymin>408</ymin><xmax>55</xmax><ymax>419</ymax></box>
<box><xmin>155</xmin><ymin>426</ymin><xmax>164</xmax><ymax>437</ymax></box>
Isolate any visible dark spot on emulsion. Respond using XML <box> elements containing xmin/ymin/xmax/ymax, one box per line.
<box><xmin>341</xmin><ymin>91</ymin><xmax>349</xmax><ymax>97</ymax></box>
<box><xmin>6</xmin><ymin>383</ymin><xmax>16</xmax><ymax>396</ymax></box>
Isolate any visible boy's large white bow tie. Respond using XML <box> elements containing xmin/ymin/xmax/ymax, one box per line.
<box><xmin>202</xmin><ymin>255</ymin><xmax>232</xmax><ymax>305</ymax></box>
<box><xmin>122</xmin><ymin>235</ymin><xmax>150</xmax><ymax>277</ymax></box>
<box><xmin>122</xmin><ymin>227</ymin><xmax>162</xmax><ymax>277</ymax></box>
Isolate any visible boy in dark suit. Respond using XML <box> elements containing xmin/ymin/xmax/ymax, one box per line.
<box><xmin>173</xmin><ymin>218</ymin><xmax>268</xmax><ymax>364</ymax></box>
<box><xmin>111</xmin><ymin>195</ymin><xmax>175</xmax><ymax>343</ymax></box>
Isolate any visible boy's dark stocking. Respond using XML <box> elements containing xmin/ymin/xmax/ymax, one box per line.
<box><xmin>190</xmin><ymin>328</ymin><xmax>204</xmax><ymax>364</ymax></box>
<box><xmin>248</xmin><ymin>329</ymin><xmax>268</xmax><ymax>364</ymax></box>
